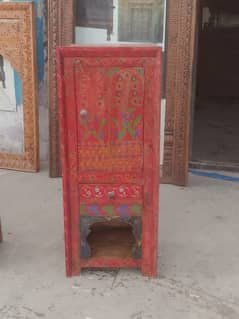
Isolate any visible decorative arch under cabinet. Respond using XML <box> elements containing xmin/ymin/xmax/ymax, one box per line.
<box><xmin>57</xmin><ymin>46</ymin><xmax>161</xmax><ymax>277</ymax></box>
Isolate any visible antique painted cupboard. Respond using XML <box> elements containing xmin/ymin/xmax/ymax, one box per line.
<box><xmin>57</xmin><ymin>46</ymin><xmax>161</xmax><ymax>277</ymax></box>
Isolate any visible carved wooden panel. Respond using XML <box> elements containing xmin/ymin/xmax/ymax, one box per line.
<box><xmin>162</xmin><ymin>0</ymin><xmax>197</xmax><ymax>185</ymax></box>
<box><xmin>0</xmin><ymin>2</ymin><xmax>39</xmax><ymax>172</ymax></box>
<box><xmin>47</xmin><ymin>0</ymin><xmax>74</xmax><ymax>177</ymax></box>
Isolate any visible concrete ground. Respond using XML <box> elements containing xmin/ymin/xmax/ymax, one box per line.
<box><xmin>0</xmin><ymin>166</ymin><xmax>239</xmax><ymax>319</ymax></box>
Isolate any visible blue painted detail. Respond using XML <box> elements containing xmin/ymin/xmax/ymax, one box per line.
<box><xmin>14</xmin><ymin>71</ymin><xmax>23</xmax><ymax>107</ymax></box>
<box><xmin>80</xmin><ymin>242</ymin><xmax>91</xmax><ymax>259</ymax></box>
<box><xmin>117</xmin><ymin>205</ymin><xmax>129</xmax><ymax>216</ymax></box>
<box><xmin>190</xmin><ymin>170</ymin><xmax>239</xmax><ymax>183</ymax></box>
<box><xmin>36</xmin><ymin>16</ymin><xmax>44</xmax><ymax>82</ymax></box>
<box><xmin>89</xmin><ymin>204</ymin><xmax>101</xmax><ymax>216</ymax></box>
<box><xmin>99</xmin><ymin>132</ymin><xmax>105</xmax><ymax>140</ymax></box>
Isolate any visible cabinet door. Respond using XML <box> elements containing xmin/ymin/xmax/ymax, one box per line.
<box><xmin>74</xmin><ymin>58</ymin><xmax>145</xmax><ymax>174</ymax></box>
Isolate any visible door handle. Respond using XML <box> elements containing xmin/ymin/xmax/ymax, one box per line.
<box><xmin>80</xmin><ymin>109</ymin><xmax>88</xmax><ymax>118</ymax></box>
<box><xmin>108</xmin><ymin>191</ymin><xmax>115</xmax><ymax>199</ymax></box>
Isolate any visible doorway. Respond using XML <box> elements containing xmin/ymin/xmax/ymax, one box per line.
<box><xmin>191</xmin><ymin>0</ymin><xmax>239</xmax><ymax>171</ymax></box>
<box><xmin>163</xmin><ymin>0</ymin><xmax>239</xmax><ymax>185</ymax></box>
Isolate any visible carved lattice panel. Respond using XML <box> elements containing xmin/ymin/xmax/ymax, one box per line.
<box><xmin>118</xmin><ymin>0</ymin><xmax>163</xmax><ymax>43</ymax></box>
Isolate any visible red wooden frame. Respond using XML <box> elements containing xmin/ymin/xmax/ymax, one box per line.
<box><xmin>57</xmin><ymin>46</ymin><xmax>161</xmax><ymax>277</ymax></box>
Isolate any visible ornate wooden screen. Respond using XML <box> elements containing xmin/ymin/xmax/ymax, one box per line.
<box><xmin>162</xmin><ymin>0</ymin><xmax>197</xmax><ymax>185</ymax></box>
<box><xmin>57</xmin><ymin>46</ymin><xmax>161</xmax><ymax>277</ymax></box>
<box><xmin>0</xmin><ymin>2</ymin><xmax>39</xmax><ymax>171</ymax></box>
<box><xmin>118</xmin><ymin>0</ymin><xmax>163</xmax><ymax>43</ymax></box>
<box><xmin>47</xmin><ymin>0</ymin><xmax>74</xmax><ymax>177</ymax></box>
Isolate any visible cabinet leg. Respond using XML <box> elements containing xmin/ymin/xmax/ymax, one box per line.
<box><xmin>141</xmin><ymin>216</ymin><xmax>158</xmax><ymax>277</ymax></box>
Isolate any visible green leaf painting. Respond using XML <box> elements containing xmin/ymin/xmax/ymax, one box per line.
<box><xmin>133</xmin><ymin>115</ymin><xmax>141</xmax><ymax>128</ymax></box>
<box><xmin>102</xmin><ymin>205</ymin><xmax>115</xmax><ymax>216</ymax></box>
<box><xmin>130</xmin><ymin>204</ymin><xmax>142</xmax><ymax>215</ymax></box>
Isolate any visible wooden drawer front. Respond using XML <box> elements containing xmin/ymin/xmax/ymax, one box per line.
<box><xmin>79</xmin><ymin>185</ymin><xmax>142</xmax><ymax>202</ymax></box>
<box><xmin>79</xmin><ymin>184</ymin><xmax>143</xmax><ymax>217</ymax></box>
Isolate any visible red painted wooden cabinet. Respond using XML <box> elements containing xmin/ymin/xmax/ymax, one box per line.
<box><xmin>57</xmin><ymin>46</ymin><xmax>161</xmax><ymax>277</ymax></box>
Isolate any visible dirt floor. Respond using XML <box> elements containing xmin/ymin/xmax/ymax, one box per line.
<box><xmin>0</xmin><ymin>166</ymin><xmax>239</xmax><ymax>319</ymax></box>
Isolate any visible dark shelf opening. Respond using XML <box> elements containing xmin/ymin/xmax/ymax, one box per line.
<box><xmin>87</xmin><ymin>220</ymin><xmax>136</xmax><ymax>259</ymax></box>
